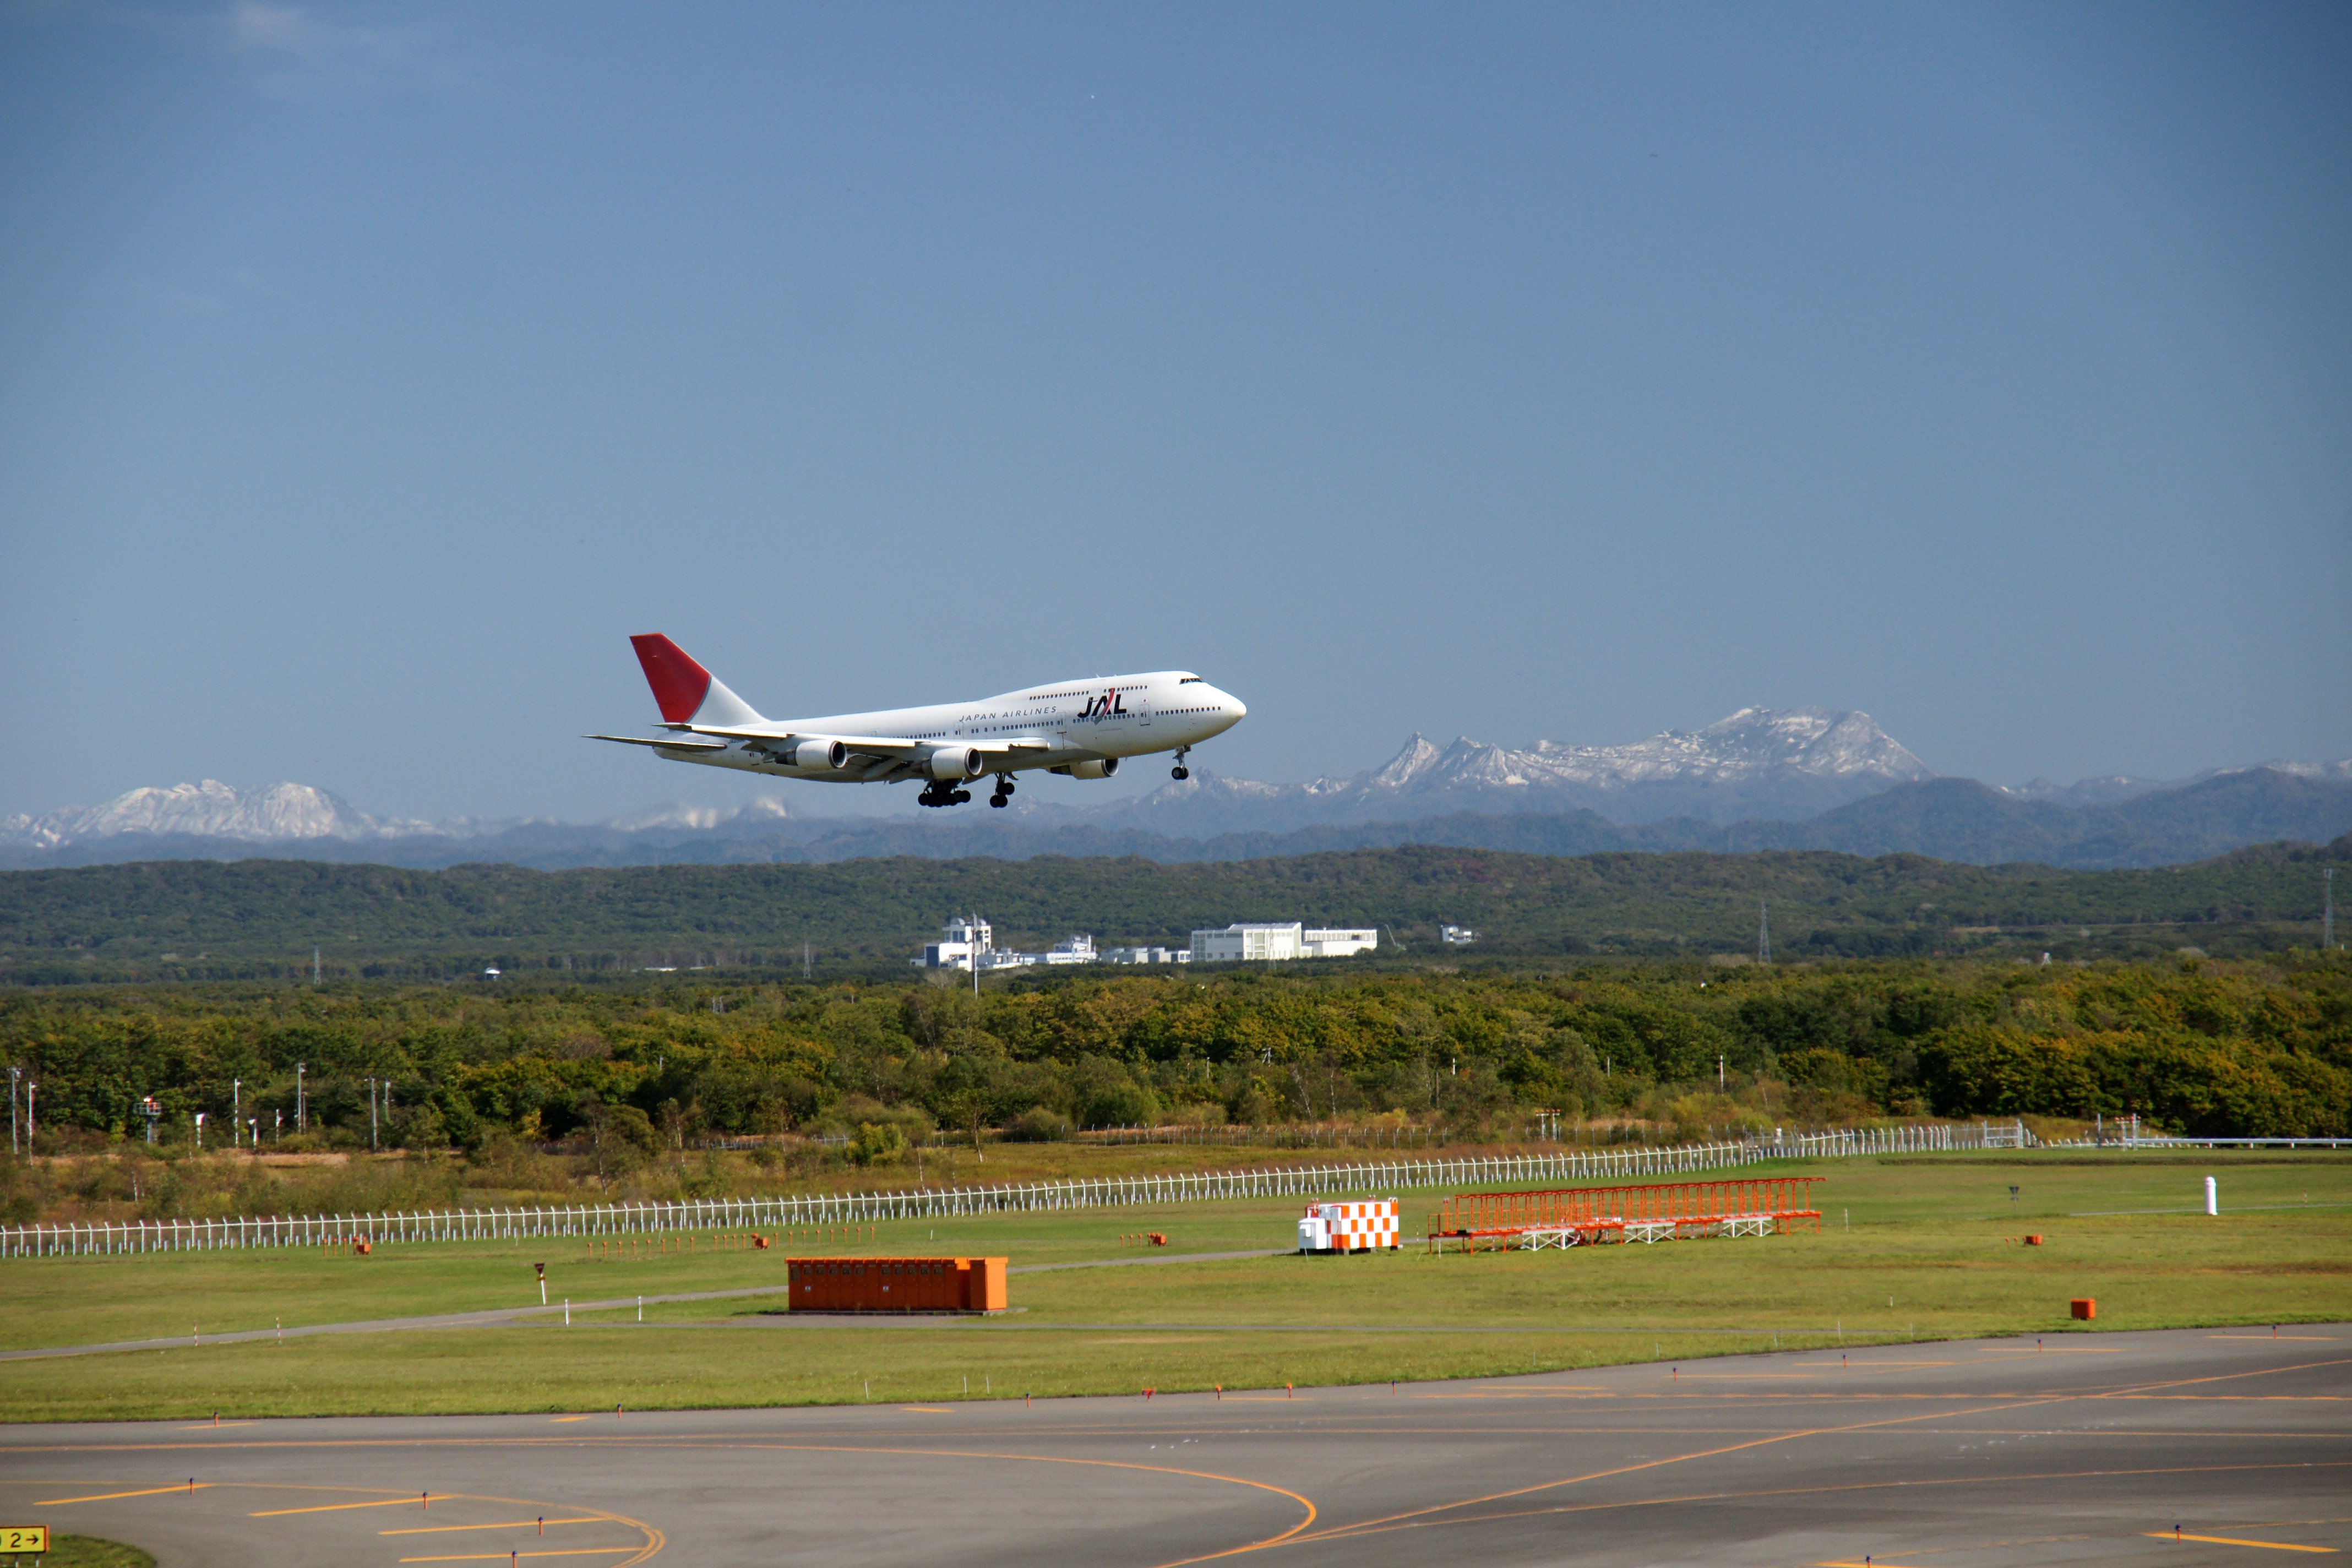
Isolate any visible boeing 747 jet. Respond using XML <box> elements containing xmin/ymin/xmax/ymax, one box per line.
<box><xmin>592</xmin><ymin>635</ymin><xmax>1247</xmax><ymax>808</ymax></box>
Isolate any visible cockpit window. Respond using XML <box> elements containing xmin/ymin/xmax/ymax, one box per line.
<box><xmin>1178</xmin><ymin>676</ymin><xmax>1204</xmax><ymax>684</ymax></box>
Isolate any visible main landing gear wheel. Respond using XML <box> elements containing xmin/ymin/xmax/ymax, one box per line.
<box><xmin>1172</xmin><ymin>746</ymin><xmax>1191</xmax><ymax>781</ymax></box>
<box><xmin>954</xmin><ymin>788</ymin><xmax>971</xmax><ymax>804</ymax></box>
<box><xmin>989</xmin><ymin>775</ymin><xmax>1015</xmax><ymax>808</ymax></box>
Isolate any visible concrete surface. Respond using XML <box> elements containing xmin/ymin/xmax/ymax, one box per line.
<box><xmin>1</xmin><ymin>1324</ymin><xmax>2344</xmax><ymax>1567</ymax></box>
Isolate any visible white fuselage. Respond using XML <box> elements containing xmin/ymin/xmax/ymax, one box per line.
<box><xmin>651</xmin><ymin>671</ymin><xmax>1245</xmax><ymax>784</ymax></box>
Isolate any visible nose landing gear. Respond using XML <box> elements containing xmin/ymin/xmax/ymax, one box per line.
<box><xmin>1170</xmin><ymin>746</ymin><xmax>1191</xmax><ymax>781</ymax></box>
<box><xmin>989</xmin><ymin>775</ymin><xmax>1016</xmax><ymax>808</ymax></box>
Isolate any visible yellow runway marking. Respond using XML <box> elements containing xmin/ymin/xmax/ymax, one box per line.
<box><xmin>2143</xmin><ymin>1533</ymin><xmax>2337</xmax><ymax>1553</ymax></box>
<box><xmin>37</xmin><ymin>1484</ymin><xmax>211</xmax><ymax>1504</ymax></box>
<box><xmin>900</xmin><ymin>1407</ymin><xmax>954</xmax><ymax>1413</ymax></box>
<box><xmin>643</xmin><ymin>1438</ymin><xmax>1313</xmax><ymax>1568</ymax></box>
<box><xmin>2102</xmin><ymin>1355</ymin><xmax>2352</xmax><ymax>1401</ymax></box>
<box><xmin>382</xmin><ymin>1520</ymin><xmax>606</xmax><ymax>1536</ymax></box>
<box><xmin>399</xmin><ymin>1552</ymin><xmax>639</xmax><ymax>1563</ymax></box>
<box><xmin>1288</xmin><ymin>1394</ymin><xmax>2077</xmax><ymax>1551</ymax></box>
<box><xmin>1292</xmin><ymin>1460</ymin><xmax>2352</xmax><ymax>1550</ymax></box>
<box><xmin>254</xmin><ymin>1496</ymin><xmax>453</xmax><ymax>1515</ymax></box>
<box><xmin>549</xmin><ymin>1416</ymin><xmax>592</xmax><ymax>1423</ymax></box>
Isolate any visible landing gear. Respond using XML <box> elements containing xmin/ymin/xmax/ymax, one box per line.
<box><xmin>989</xmin><ymin>775</ymin><xmax>1016</xmax><ymax>808</ymax></box>
<box><xmin>918</xmin><ymin>785</ymin><xmax>974</xmax><ymax>808</ymax></box>
<box><xmin>1171</xmin><ymin>746</ymin><xmax>1191</xmax><ymax>781</ymax></box>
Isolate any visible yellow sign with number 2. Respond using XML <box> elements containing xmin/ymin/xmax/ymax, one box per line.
<box><xmin>0</xmin><ymin>1526</ymin><xmax>48</xmax><ymax>1553</ymax></box>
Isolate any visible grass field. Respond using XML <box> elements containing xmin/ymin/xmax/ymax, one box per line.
<box><xmin>3</xmin><ymin>1150</ymin><xmax>2347</xmax><ymax>1423</ymax></box>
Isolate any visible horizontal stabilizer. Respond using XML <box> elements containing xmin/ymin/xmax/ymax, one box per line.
<box><xmin>587</xmin><ymin>733</ymin><xmax>731</xmax><ymax>753</ymax></box>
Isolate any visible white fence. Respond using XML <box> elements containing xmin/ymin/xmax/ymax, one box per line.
<box><xmin>0</xmin><ymin>1121</ymin><xmax>1988</xmax><ymax>1260</ymax></box>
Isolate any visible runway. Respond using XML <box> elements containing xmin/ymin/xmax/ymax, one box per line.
<box><xmin>2</xmin><ymin>1325</ymin><xmax>2344</xmax><ymax>1567</ymax></box>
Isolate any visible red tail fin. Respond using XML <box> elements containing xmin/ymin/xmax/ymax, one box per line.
<box><xmin>630</xmin><ymin>634</ymin><xmax>712</xmax><ymax>724</ymax></box>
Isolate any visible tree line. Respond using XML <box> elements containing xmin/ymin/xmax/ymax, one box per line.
<box><xmin>3</xmin><ymin>952</ymin><xmax>2345</xmax><ymax>1165</ymax></box>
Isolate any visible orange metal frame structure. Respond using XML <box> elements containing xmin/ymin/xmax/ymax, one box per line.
<box><xmin>1428</xmin><ymin>1177</ymin><xmax>1823</xmax><ymax>1251</ymax></box>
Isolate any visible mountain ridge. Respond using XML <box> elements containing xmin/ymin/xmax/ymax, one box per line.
<box><xmin>6</xmin><ymin>708</ymin><xmax>2347</xmax><ymax>873</ymax></box>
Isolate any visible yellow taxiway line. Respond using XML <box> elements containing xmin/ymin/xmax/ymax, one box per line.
<box><xmin>37</xmin><ymin>1484</ymin><xmax>210</xmax><ymax>1505</ymax></box>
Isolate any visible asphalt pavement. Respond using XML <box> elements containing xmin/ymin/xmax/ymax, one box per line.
<box><xmin>2</xmin><ymin>1324</ymin><xmax>2344</xmax><ymax>1567</ymax></box>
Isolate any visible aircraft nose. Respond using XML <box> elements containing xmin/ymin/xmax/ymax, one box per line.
<box><xmin>1227</xmin><ymin>692</ymin><xmax>1247</xmax><ymax>719</ymax></box>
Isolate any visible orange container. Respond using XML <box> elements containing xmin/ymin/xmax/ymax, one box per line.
<box><xmin>786</xmin><ymin>1256</ymin><xmax>1007</xmax><ymax>1314</ymax></box>
<box><xmin>2071</xmin><ymin>1297</ymin><xmax>2095</xmax><ymax>1320</ymax></box>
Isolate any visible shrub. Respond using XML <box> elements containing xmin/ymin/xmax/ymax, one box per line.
<box><xmin>1003</xmin><ymin>1107</ymin><xmax>1073</xmax><ymax>1142</ymax></box>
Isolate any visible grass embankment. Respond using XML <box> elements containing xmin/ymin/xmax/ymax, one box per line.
<box><xmin>2</xmin><ymin>1151</ymin><xmax>2346</xmax><ymax>1422</ymax></box>
<box><xmin>36</xmin><ymin>1542</ymin><xmax>153</xmax><ymax>1568</ymax></box>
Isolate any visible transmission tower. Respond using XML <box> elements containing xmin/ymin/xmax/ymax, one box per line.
<box><xmin>1758</xmin><ymin>900</ymin><xmax>1771</xmax><ymax>964</ymax></box>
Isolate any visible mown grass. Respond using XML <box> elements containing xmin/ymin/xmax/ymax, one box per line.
<box><xmin>39</xmin><ymin>1540</ymin><xmax>155</xmax><ymax>1568</ymax></box>
<box><xmin>3</xmin><ymin>1151</ymin><xmax>2346</xmax><ymax>1422</ymax></box>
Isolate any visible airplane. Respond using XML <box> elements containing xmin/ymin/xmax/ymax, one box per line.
<box><xmin>591</xmin><ymin>635</ymin><xmax>1247</xmax><ymax>808</ymax></box>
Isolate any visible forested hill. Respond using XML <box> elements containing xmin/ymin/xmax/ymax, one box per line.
<box><xmin>2</xmin><ymin>837</ymin><xmax>2345</xmax><ymax>983</ymax></box>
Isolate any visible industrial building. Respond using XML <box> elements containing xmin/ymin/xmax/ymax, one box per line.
<box><xmin>916</xmin><ymin>915</ymin><xmax>1097</xmax><ymax>971</ymax></box>
<box><xmin>918</xmin><ymin>914</ymin><xmax>1374</xmax><ymax>971</ymax></box>
<box><xmin>1189</xmin><ymin>923</ymin><xmax>1378</xmax><ymax>962</ymax></box>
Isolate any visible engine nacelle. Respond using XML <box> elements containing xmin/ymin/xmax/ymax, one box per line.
<box><xmin>925</xmin><ymin>745</ymin><xmax>985</xmax><ymax>781</ymax></box>
<box><xmin>1054</xmin><ymin>757</ymin><xmax>1119</xmax><ymax>781</ymax></box>
<box><xmin>791</xmin><ymin>739</ymin><xmax>849</xmax><ymax>771</ymax></box>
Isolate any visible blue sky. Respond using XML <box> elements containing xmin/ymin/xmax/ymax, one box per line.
<box><xmin>3</xmin><ymin>3</ymin><xmax>2346</xmax><ymax>823</ymax></box>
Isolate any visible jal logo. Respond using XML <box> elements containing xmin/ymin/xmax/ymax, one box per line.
<box><xmin>1081</xmin><ymin>689</ymin><xmax>1128</xmax><ymax>721</ymax></box>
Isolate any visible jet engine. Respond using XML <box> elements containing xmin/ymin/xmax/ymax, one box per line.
<box><xmin>1052</xmin><ymin>758</ymin><xmax>1120</xmax><ymax>780</ymax></box>
<box><xmin>925</xmin><ymin>746</ymin><xmax>986</xmax><ymax>781</ymax></box>
<box><xmin>791</xmin><ymin>739</ymin><xmax>849</xmax><ymax>771</ymax></box>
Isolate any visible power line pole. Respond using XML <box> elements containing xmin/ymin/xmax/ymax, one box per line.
<box><xmin>296</xmin><ymin>1062</ymin><xmax>307</xmax><ymax>1134</ymax></box>
<box><xmin>8</xmin><ymin>1066</ymin><xmax>18</xmax><ymax>1156</ymax></box>
<box><xmin>1758</xmin><ymin>900</ymin><xmax>1771</xmax><ymax>965</ymax></box>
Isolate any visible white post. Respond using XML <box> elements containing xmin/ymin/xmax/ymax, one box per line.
<box><xmin>2204</xmin><ymin>1175</ymin><xmax>2218</xmax><ymax>1216</ymax></box>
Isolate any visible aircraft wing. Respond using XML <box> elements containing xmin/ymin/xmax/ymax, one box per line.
<box><xmin>667</xmin><ymin>725</ymin><xmax>926</xmax><ymax>756</ymax></box>
<box><xmin>587</xmin><ymin>733</ymin><xmax>732</xmax><ymax>753</ymax></box>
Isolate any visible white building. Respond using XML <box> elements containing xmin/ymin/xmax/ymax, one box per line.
<box><xmin>1440</xmin><ymin>923</ymin><xmax>1477</xmax><ymax>946</ymax></box>
<box><xmin>917</xmin><ymin>916</ymin><xmax>1099</xmax><ymax>971</ymax></box>
<box><xmin>1189</xmin><ymin>924</ymin><xmax>1378</xmax><ymax>963</ymax></box>
<box><xmin>1103</xmin><ymin>945</ymin><xmax>1191</xmax><ymax>965</ymax></box>
<box><xmin>1192</xmin><ymin>922</ymin><xmax>1303</xmax><ymax>962</ymax></box>
<box><xmin>919</xmin><ymin>913</ymin><xmax>995</xmax><ymax>971</ymax></box>
<box><xmin>1304</xmin><ymin>928</ymin><xmax>1379</xmax><ymax>957</ymax></box>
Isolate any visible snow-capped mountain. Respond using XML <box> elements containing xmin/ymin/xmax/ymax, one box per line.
<box><xmin>2000</xmin><ymin>758</ymin><xmax>2352</xmax><ymax>809</ymax></box>
<box><xmin>1073</xmin><ymin>707</ymin><xmax>1935</xmax><ymax>832</ymax></box>
<box><xmin>0</xmin><ymin>781</ymin><xmax>795</xmax><ymax>853</ymax></box>
<box><xmin>603</xmin><ymin>796</ymin><xmax>793</xmax><ymax>833</ymax></box>
<box><xmin>0</xmin><ymin>781</ymin><xmax>442</xmax><ymax>850</ymax></box>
